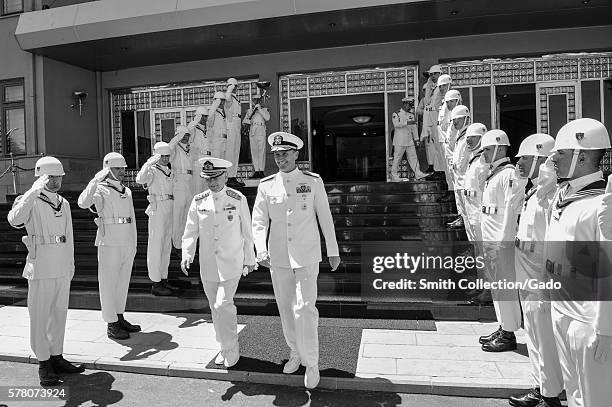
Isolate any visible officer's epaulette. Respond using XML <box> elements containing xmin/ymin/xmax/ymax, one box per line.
<box><xmin>302</xmin><ymin>170</ymin><xmax>320</xmax><ymax>178</ymax></box>
<box><xmin>194</xmin><ymin>191</ymin><xmax>210</xmax><ymax>201</ymax></box>
<box><xmin>226</xmin><ymin>189</ymin><xmax>242</xmax><ymax>201</ymax></box>
<box><xmin>260</xmin><ymin>174</ymin><xmax>275</xmax><ymax>183</ymax></box>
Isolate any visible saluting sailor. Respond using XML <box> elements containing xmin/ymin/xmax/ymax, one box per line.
<box><xmin>209</xmin><ymin>91</ymin><xmax>229</xmax><ymax>161</ymax></box>
<box><xmin>478</xmin><ymin>130</ymin><xmax>526</xmax><ymax>352</ymax></box>
<box><xmin>188</xmin><ymin>105</ymin><xmax>212</xmax><ymax>194</ymax></box>
<box><xmin>461</xmin><ymin>123</ymin><xmax>489</xmax><ymax>242</ymax></box>
<box><xmin>7</xmin><ymin>156</ymin><xmax>85</xmax><ymax>386</ymax></box>
<box><xmin>243</xmin><ymin>91</ymin><xmax>270</xmax><ymax>179</ymax></box>
<box><xmin>169</xmin><ymin>125</ymin><xmax>196</xmax><ymax>249</ymax></box>
<box><xmin>224</xmin><ymin>78</ymin><xmax>245</xmax><ymax>188</ymax></box>
<box><xmin>447</xmin><ymin>105</ymin><xmax>471</xmax><ymax>230</ymax></box>
<box><xmin>252</xmin><ymin>132</ymin><xmax>341</xmax><ymax>389</ymax></box>
<box><xmin>545</xmin><ymin>118</ymin><xmax>612</xmax><ymax>407</ymax></box>
<box><xmin>437</xmin><ymin>89</ymin><xmax>463</xmax><ymax>202</ymax></box>
<box><xmin>78</xmin><ymin>152</ymin><xmax>140</xmax><ymax>340</ymax></box>
<box><xmin>181</xmin><ymin>157</ymin><xmax>256</xmax><ymax>368</ymax></box>
<box><xmin>509</xmin><ymin>133</ymin><xmax>564</xmax><ymax>407</ymax></box>
<box><xmin>136</xmin><ymin>142</ymin><xmax>177</xmax><ymax>296</ymax></box>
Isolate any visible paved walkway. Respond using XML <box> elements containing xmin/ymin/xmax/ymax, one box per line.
<box><xmin>0</xmin><ymin>306</ymin><xmax>531</xmax><ymax>397</ymax></box>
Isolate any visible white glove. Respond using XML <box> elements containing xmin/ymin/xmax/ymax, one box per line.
<box><xmin>509</xmin><ymin>176</ymin><xmax>527</xmax><ymax>212</ymax></box>
<box><xmin>93</xmin><ymin>168</ymin><xmax>110</xmax><ymax>183</ymax></box>
<box><xmin>30</xmin><ymin>174</ymin><xmax>49</xmax><ymax>193</ymax></box>
<box><xmin>590</xmin><ymin>333</ymin><xmax>612</xmax><ymax>363</ymax></box>
<box><xmin>256</xmin><ymin>252</ymin><xmax>271</xmax><ymax>269</ymax></box>
<box><xmin>536</xmin><ymin>157</ymin><xmax>557</xmax><ymax>208</ymax></box>
<box><xmin>146</xmin><ymin>154</ymin><xmax>161</xmax><ymax>165</ymax></box>
<box><xmin>242</xmin><ymin>264</ymin><xmax>256</xmax><ymax>276</ymax></box>
<box><xmin>180</xmin><ymin>258</ymin><xmax>190</xmax><ymax>276</ymax></box>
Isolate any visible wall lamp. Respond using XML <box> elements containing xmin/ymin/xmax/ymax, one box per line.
<box><xmin>71</xmin><ymin>91</ymin><xmax>88</xmax><ymax>116</ymax></box>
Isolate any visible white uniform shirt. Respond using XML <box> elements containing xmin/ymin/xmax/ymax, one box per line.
<box><xmin>225</xmin><ymin>93</ymin><xmax>242</xmax><ymax>129</ymax></box>
<box><xmin>136</xmin><ymin>163</ymin><xmax>174</xmax><ymax>216</ymax></box>
<box><xmin>480</xmin><ymin>158</ymin><xmax>519</xmax><ymax>242</ymax></box>
<box><xmin>544</xmin><ymin>171</ymin><xmax>612</xmax><ymax>335</ymax></box>
<box><xmin>599</xmin><ymin>173</ymin><xmax>612</xmax><ymax>240</ymax></box>
<box><xmin>451</xmin><ymin>127</ymin><xmax>470</xmax><ymax>188</ymax></box>
<box><xmin>437</xmin><ymin>104</ymin><xmax>452</xmax><ymax>143</ymax></box>
<box><xmin>424</xmin><ymin>86</ymin><xmax>443</xmax><ymax>129</ymax></box>
<box><xmin>244</xmin><ymin>106</ymin><xmax>270</xmax><ymax>137</ymax></box>
<box><xmin>8</xmin><ymin>189</ymin><xmax>74</xmax><ymax>280</ymax></box>
<box><xmin>182</xmin><ymin>186</ymin><xmax>255</xmax><ymax>282</ymax></box>
<box><xmin>78</xmin><ymin>179</ymin><xmax>137</xmax><ymax>247</ymax></box>
<box><xmin>209</xmin><ymin>108</ymin><xmax>227</xmax><ymax>140</ymax></box>
<box><xmin>392</xmin><ymin>109</ymin><xmax>417</xmax><ymax>146</ymax></box>
<box><xmin>463</xmin><ymin>152</ymin><xmax>490</xmax><ymax>225</ymax></box>
<box><xmin>252</xmin><ymin>168</ymin><xmax>339</xmax><ymax>268</ymax></box>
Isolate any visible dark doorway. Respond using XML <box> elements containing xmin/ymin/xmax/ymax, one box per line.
<box><xmin>121</xmin><ymin>111</ymin><xmax>137</xmax><ymax>168</ymax></box>
<box><xmin>496</xmin><ymin>84</ymin><xmax>537</xmax><ymax>159</ymax></box>
<box><xmin>310</xmin><ymin>94</ymin><xmax>386</xmax><ymax>182</ymax></box>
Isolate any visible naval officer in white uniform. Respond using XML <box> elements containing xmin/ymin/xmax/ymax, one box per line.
<box><xmin>8</xmin><ymin>156</ymin><xmax>85</xmax><ymax>386</ymax></box>
<box><xmin>252</xmin><ymin>132</ymin><xmax>341</xmax><ymax>389</ymax></box>
<box><xmin>181</xmin><ymin>157</ymin><xmax>256</xmax><ymax>368</ymax></box>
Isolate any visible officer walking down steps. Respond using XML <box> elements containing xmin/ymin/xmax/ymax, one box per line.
<box><xmin>8</xmin><ymin>156</ymin><xmax>85</xmax><ymax>386</ymax></box>
<box><xmin>252</xmin><ymin>132</ymin><xmax>341</xmax><ymax>389</ymax></box>
<box><xmin>181</xmin><ymin>157</ymin><xmax>256</xmax><ymax>368</ymax></box>
<box><xmin>78</xmin><ymin>152</ymin><xmax>140</xmax><ymax>340</ymax></box>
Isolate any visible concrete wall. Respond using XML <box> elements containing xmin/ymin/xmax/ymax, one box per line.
<box><xmin>101</xmin><ymin>25</ymin><xmax>612</xmax><ymax>172</ymax></box>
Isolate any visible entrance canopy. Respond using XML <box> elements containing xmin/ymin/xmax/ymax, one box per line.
<box><xmin>15</xmin><ymin>0</ymin><xmax>612</xmax><ymax>71</ymax></box>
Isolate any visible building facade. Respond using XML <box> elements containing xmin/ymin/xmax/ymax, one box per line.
<box><xmin>1</xmin><ymin>0</ymin><xmax>612</xmax><ymax>199</ymax></box>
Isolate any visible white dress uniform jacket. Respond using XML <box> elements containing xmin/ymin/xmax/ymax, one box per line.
<box><xmin>136</xmin><ymin>162</ymin><xmax>174</xmax><ymax>282</ymax></box>
<box><xmin>392</xmin><ymin>109</ymin><xmax>418</xmax><ymax>147</ymax></box>
<box><xmin>544</xmin><ymin>171</ymin><xmax>612</xmax><ymax>407</ymax></box>
<box><xmin>8</xmin><ymin>189</ymin><xmax>74</xmax><ymax>361</ymax></box>
<box><xmin>182</xmin><ymin>186</ymin><xmax>256</xmax><ymax>282</ymax></box>
<box><xmin>252</xmin><ymin>168</ymin><xmax>339</xmax><ymax>268</ymax></box>
<box><xmin>244</xmin><ymin>105</ymin><xmax>270</xmax><ymax>172</ymax></box>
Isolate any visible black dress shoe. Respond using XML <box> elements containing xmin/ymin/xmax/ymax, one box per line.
<box><xmin>50</xmin><ymin>354</ymin><xmax>85</xmax><ymax>374</ymax></box>
<box><xmin>469</xmin><ymin>290</ymin><xmax>493</xmax><ymax>305</ymax></box>
<box><xmin>448</xmin><ymin>218</ymin><xmax>465</xmax><ymax>229</ymax></box>
<box><xmin>117</xmin><ymin>314</ymin><xmax>141</xmax><ymax>333</ymax></box>
<box><xmin>151</xmin><ymin>282</ymin><xmax>173</xmax><ymax>296</ymax></box>
<box><xmin>535</xmin><ymin>396</ymin><xmax>562</xmax><ymax>407</ymax></box>
<box><xmin>509</xmin><ymin>387</ymin><xmax>541</xmax><ymax>407</ymax></box>
<box><xmin>482</xmin><ymin>329</ymin><xmax>517</xmax><ymax>352</ymax></box>
<box><xmin>162</xmin><ymin>279</ymin><xmax>180</xmax><ymax>291</ymax></box>
<box><xmin>168</xmin><ymin>278</ymin><xmax>192</xmax><ymax>289</ymax></box>
<box><xmin>107</xmin><ymin>321</ymin><xmax>130</xmax><ymax>340</ymax></box>
<box><xmin>479</xmin><ymin>325</ymin><xmax>503</xmax><ymax>344</ymax></box>
<box><xmin>446</xmin><ymin>217</ymin><xmax>462</xmax><ymax>227</ymax></box>
<box><xmin>38</xmin><ymin>359</ymin><xmax>60</xmax><ymax>386</ymax></box>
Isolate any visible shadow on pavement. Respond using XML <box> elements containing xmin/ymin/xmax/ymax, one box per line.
<box><xmin>59</xmin><ymin>371</ymin><xmax>123</xmax><ymax>407</ymax></box>
<box><xmin>107</xmin><ymin>330</ymin><xmax>179</xmax><ymax>361</ymax></box>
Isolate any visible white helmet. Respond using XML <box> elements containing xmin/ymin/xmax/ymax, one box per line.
<box><xmin>437</xmin><ymin>74</ymin><xmax>452</xmax><ymax>87</ymax></box>
<box><xmin>35</xmin><ymin>156</ymin><xmax>64</xmax><ymax>177</ymax></box>
<box><xmin>481</xmin><ymin>129</ymin><xmax>510</xmax><ymax>148</ymax></box>
<box><xmin>195</xmin><ymin>106</ymin><xmax>209</xmax><ymax>116</ymax></box>
<box><xmin>175</xmin><ymin>125</ymin><xmax>190</xmax><ymax>137</ymax></box>
<box><xmin>444</xmin><ymin>89</ymin><xmax>461</xmax><ymax>102</ymax></box>
<box><xmin>465</xmin><ymin>123</ymin><xmax>487</xmax><ymax>138</ymax></box>
<box><xmin>103</xmin><ymin>152</ymin><xmax>127</xmax><ymax>169</ymax></box>
<box><xmin>551</xmin><ymin>118</ymin><xmax>611</xmax><ymax>151</ymax></box>
<box><xmin>428</xmin><ymin>65</ymin><xmax>442</xmax><ymax>74</ymax></box>
<box><xmin>451</xmin><ymin>105</ymin><xmax>470</xmax><ymax>120</ymax></box>
<box><xmin>226</xmin><ymin>78</ymin><xmax>238</xmax><ymax>86</ymax></box>
<box><xmin>516</xmin><ymin>133</ymin><xmax>555</xmax><ymax>157</ymax></box>
<box><xmin>213</xmin><ymin>91</ymin><xmax>226</xmax><ymax>100</ymax></box>
<box><xmin>153</xmin><ymin>142</ymin><xmax>171</xmax><ymax>156</ymax></box>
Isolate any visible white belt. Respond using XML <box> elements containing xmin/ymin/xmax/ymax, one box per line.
<box><xmin>426</xmin><ymin>107</ymin><xmax>436</xmax><ymax>112</ymax></box>
<box><xmin>463</xmin><ymin>190</ymin><xmax>478</xmax><ymax>197</ymax></box>
<box><xmin>251</xmin><ymin>122</ymin><xmax>265</xmax><ymax>126</ymax></box>
<box><xmin>546</xmin><ymin>259</ymin><xmax>573</xmax><ymax>276</ymax></box>
<box><xmin>34</xmin><ymin>234</ymin><xmax>67</xmax><ymax>244</ymax></box>
<box><xmin>149</xmin><ymin>194</ymin><xmax>174</xmax><ymax>201</ymax></box>
<box><xmin>515</xmin><ymin>237</ymin><xmax>536</xmax><ymax>252</ymax></box>
<box><xmin>482</xmin><ymin>206</ymin><xmax>504</xmax><ymax>215</ymax></box>
<box><xmin>175</xmin><ymin>169</ymin><xmax>193</xmax><ymax>175</ymax></box>
<box><xmin>101</xmin><ymin>217</ymin><xmax>133</xmax><ymax>225</ymax></box>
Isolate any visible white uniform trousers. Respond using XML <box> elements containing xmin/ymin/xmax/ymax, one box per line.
<box><xmin>521</xmin><ymin>297</ymin><xmax>563</xmax><ymax>397</ymax></box>
<box><xmin>421</xmin><ymin>126</ymin><xmax>445</xmax><ymax>171</ymax></box>
<box><xmin>391</xmin><ymin>145</ymin><xmax>422</xmax><ymax>177</ymax></box>
<box><xmin>147</xmin><ymin>201</ymin><xmax>173</xmax><ymax>282</ymax></box>
<box><xmin>173</xmin><ymin>175</ymin><xmax>192</xmax><ymax>249</ymax></box>
<box><xmin>226</xmin><ymin>125</ymin><xmax>241</xmax><ymax>178</ymax></box>
<box><xmin>27</xmin><ymin>276</ymin><xmax>70</xmax><ymax>361</ymax></box>
<box><xmin>202</xmin><ymin>277</ymin><xmax>240</xmax><ymax>351</ymax></box>
<box><xmin>250</xmin><ymin>135</ymin><xmax>266</xmax><ymax>172</ymax></box>
<box><xmin>271</xmin><ymin>264</ymin><xmax>319</xmax><ymax>367</ymax></box>
<box><xmin>483</xmin><ymin>243</ymin><xmax>522</xmax><ymax>332</ymax></box>
<box><xmin>552</xmin><ymin>309</ymin><xmax>612</xmax><ymax>407</ymax></box>
<box><xmin>454</xmin><ymin>189</ymin><xmax>467</xmax><ymax>218</ymax></box>
<box><xmin>98</xmin><ymin>246</ymin><xmax>136</xmax><ymax>323</ymax></box>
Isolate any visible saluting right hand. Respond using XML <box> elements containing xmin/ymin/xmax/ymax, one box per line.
<box><xmin>180</xmin><ymin>258</ymin><xmax>190</xmax><ymax>276</ymax></box>
<box><xmin>31</xmin><ymin>174</ymin><xmax>49</xmax><ymax>192</ymax></box>
<box><xmin>256</xmin><ymin>252</ymin><xmax>271</xmax><ymax>269</ymax></box>
<box><xmin>93</xmin><ymin>168</ymin><xmax>110</xmax><ymax>183</ymax></box>
<box><xmin>146</xmin><ymin>154</ymin><xmax>161</xmax><ymax>165</ymax></box>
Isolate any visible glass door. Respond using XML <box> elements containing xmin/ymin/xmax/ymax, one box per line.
<box><xmin>536</xmin><ymin>81</ymin><xmax>580</xmax><ymax>137</ymax></box>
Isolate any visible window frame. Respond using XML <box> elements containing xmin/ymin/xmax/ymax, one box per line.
<box><xmin>1</xmin><ymin>0</ymin><xmax>24</xmax><ymax>16</ymax></box>
<box><xmin>1</xmin><ymin>78</ymin><xmax>26</xmax><ymax>157</ymax></box>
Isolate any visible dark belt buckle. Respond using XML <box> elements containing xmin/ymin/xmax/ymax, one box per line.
<box><xmin>545</xmin><ymin>259</ymin><xmax>556</xmax><ymax>275</ymax></box>
<box><xmin>57</xmin><ymin>235</ymin><xmax>66</xmax><ymax>243</ymax></box>
<box><xmin>126</xmin><ymin>218</ymin><xmax>132</xmax><ymax>224</ymax></box>
<box><xmin>514</xmin><ymin>237</ymin><xmax>520</xmax><ymax>248</ymax></box>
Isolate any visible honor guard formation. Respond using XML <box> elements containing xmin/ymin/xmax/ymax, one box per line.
<box><xmin>7</xmin><ymin>72</ymin><xmax>612</xmax><ymax>404</ymax></box>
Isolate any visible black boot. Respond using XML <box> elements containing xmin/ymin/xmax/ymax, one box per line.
<box><xmin>107</xmin><ymin>321</ymin><xmax>130</xmax><ymax>340</ymax></box>
<box><xmin>38</xmin><ymin>359</ymin><xmax>60</xmax><ymax>386</ymax></box>
<box><xmin>167</xmin><ymin>277</ymin><xmax>192</xmax><ymax>289</ymax></box>
<box><xmin>535</xmin><ymin>396</ymin><xmax>562</xmax><ymax>407</ymax></box>
<box><xmin>117</xmin><ymin>314</ymin><xmax>141</xmax><ymax>333</ymax></box>
<box><xmin>482</xmin><ymin>329</ymin><xmax>517</xmax><ymax>352</ymax></box>
<box><xmin>162</xmin><ymin>279</ymin><xmax>180</xmax><ymax>291</ymax></box>
<box><xmin>509</xmin><ymin>387</ymin><xmax>541</xmax><ymax>407</ymax></box>
<box><xmin>479</xmin><ymin>325</ymin><xmax>503</xmax><ymax>344</ymax></box>
<box><xmin>50</xmin><ymin>354</ymin><xmax>85</xmax><ymax>374</ymax></box>
<box><xmin>151</xmin><ymin>281</ymin><xmax>173</xmax><ymax>296</ymax></box>
<box><xmin>448</xmin><ymin>217</ymin><xmax>465</xmax><ymax>229</ymax></box>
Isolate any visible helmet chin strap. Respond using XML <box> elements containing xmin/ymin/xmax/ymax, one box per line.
<box><xmin>566</xmin><ymin>150</ymin><xmax>580</xmax><ymax>179</ymax></box>
<box><xmin>489</xmin><ymin>145</ymin><xmax>499</xmax><ymax>166</ymax></box>
<box><xmin>107</xmin><ymin>169</ymin><xmax>119</xmax><ymax>182</ymax></box>
<box><xmin>527</xmin><ymin>157</ymin><xmax>539</xmax><ymax>179</ymax></box>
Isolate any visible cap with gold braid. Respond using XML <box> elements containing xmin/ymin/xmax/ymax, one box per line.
<box><xmin>267</xmin><ymin>132</ymin><xmax>304</xmax><ymax>152</ymax></box>
<box><xmin>198</xmin><ymin>157</ymin><xmax>232</xmax><ymax>179</ymax></box>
